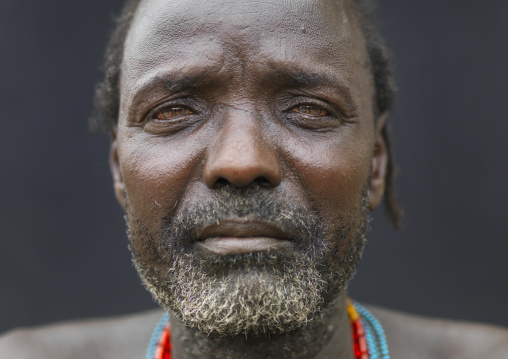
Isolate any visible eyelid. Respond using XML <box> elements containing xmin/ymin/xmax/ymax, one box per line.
<box><xmin>154</xmin><ymin>106</ymin><xmax>192</xmax><ymax>119</ymax></box>
<box><xmin>286</xmin><ymin>98</ymin><xmax>342</xmax><ymax>119</ymax></box>
<box><xmin>291</xmin><ymin>104</ymin><xmax>328</xmax><ymax>116</ymax></box>
<box><xmin>142</xmin><ymin>100</ymin><xmax>203</xmax><ymax>135</ymax></box>
<box><xmin>144</xmin><ymin>98</ymin><xmax>199</xmax><ymax>123</ymax></box>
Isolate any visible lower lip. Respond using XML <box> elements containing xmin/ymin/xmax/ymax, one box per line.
<box><xmin>196</xmin><ymin>237</ymin><xmax>292</xmax><ymax>255</ymax></box>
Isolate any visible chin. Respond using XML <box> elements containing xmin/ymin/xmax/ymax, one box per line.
<box><xmin>141</xmin><ymin>251</ymin><xmax>328</xmax><ymax>337</ymax></box>
<box><xmin>125</xmin><ymin>187</ymin><xmax>370</xmax><ymax>337</ymax></box>
<box><xmin>133</xmin><ymin>233</ymin><xmax>365</xmax><ymax>337</ymax></box>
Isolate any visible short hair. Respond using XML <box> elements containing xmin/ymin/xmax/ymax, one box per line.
<box><xmin>90</xmin><ymin>0</ymin><xmax>402</xmax><ymax>228</ymax></box>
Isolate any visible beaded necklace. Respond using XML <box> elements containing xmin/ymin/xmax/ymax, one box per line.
<box><xmin>147</xmin><ymin>300</ymin><xmax>389</xmax><ymax>359</ymax></box>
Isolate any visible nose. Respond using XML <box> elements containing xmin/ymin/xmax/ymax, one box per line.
<box><xmin>203</xmin><ymin>113</ymin><xmax>282</xmax><ymax>189</ymax></box>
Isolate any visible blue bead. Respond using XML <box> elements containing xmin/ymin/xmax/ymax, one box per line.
<box><xmin>147</xmin><ymin>313</ymin><xmax>170</xmax><ymax>359</ymax></box>
<box><xmin>146</xmin><ymin>304</ymin><xmax>391</xmax><ymax>359</ymax></box>
<box><xmin>363</xmin><ymin>320</ymin><xmax>380</xmax><ymax>359</ymax></box>
<box><xmin>354</xmin><ymin>301</ymin><xmax>390</xmax><ymax>359</ymax></box>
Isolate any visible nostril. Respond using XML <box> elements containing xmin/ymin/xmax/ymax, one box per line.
<box><xmin>253</xmin><ymin>176</ymin><xmax>271</xmax><ymax>187</ymax></box>
<box><xmin>215</xmin><ymin>177</ymin><xmax>229</xmax><ymax>187</ymax></box>
<box><xmin>212</xmin><ymin>176</ymin><xmax>272</xmax><ymax>189</ymax></box>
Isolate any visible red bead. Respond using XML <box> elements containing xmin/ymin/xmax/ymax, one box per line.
<box><xmin>159</xmin><ymin>331</ymin><xmax>169</xmax><ymax>346</ymax></box>
<box><xmin>354</xmin><ymin>342</ymin><xmax>363</xmax><ymax>357</ymax></box>
<box><xmin>358</xmin><ymin>337</ymin><xmax>368</xmax><ymax>353</ymax></box>
<box><xmin>153</xmin><ymin>302</ymin><xmax>370</xmax><ymax>359</ymax></box>
<box><xmin>353</xmin><ymin>320</ymin><xmax>365</xmax><ymax>337</ymax></box>
<box><xmin>349</xmin><ymin>308</ymin><xmax>369</xmax><ymax>358</ymax></box>
<box><xmin>155</xmin><ymin>346</ymin><xmax>165</xmax><ymax>359</ymax></box>
<box><xmin>155</xmin><ymin>325</ymin><xmax>172</xmax><ymax>359</ymax></box>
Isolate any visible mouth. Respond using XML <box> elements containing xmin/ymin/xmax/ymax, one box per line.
<box><xmin>195</xmin><ymin>218</ymin><xmax>293</xmax><ymax>255</ymax></box>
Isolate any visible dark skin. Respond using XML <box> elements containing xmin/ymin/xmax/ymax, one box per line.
<box><xmin>1</xmin><ymin>0</ymin><xmax>507</xmax><ymax>358</ymax></box>
<box><xmin>112</xmin><ymin>0</ymin><xmax>386</xmax><ymax>235</ymax></box>
<box><xmin>113</xmin><ymin>0</ymin><xmax>382</xmax><ymax>357</ymax></box>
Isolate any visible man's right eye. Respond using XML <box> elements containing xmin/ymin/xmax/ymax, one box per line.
<box><xmin>143</xmin><ymin>104</ymin><xmax>199</xmax><ymax>135</ymax></box>
<box><xmin>155</xmin><ymin>106</ymin><xmax>192</xmax><ymax>120</ymax></box>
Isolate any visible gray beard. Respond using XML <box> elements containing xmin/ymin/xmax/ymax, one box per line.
<box><xmin>126</xmin><ymin>185</ymin><xmax>370</xmax><ymax>338</ymax></box>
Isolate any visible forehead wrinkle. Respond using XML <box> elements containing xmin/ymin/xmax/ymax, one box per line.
<box><xmin>132</xmin><ymin>0</ymin><xmax>352</xmax><ymax>44</ymax></box>
<box><xmin>133</xmin><ymin>0</ymin><xmax>276</xmax><ymax>44</ymax></box>
<box><xmin>126</xmin><ymin>0</ymin><xmax>362</xmax><ymax>69</ymax></box>
<box><xmin>122</xmin><ymin>60</ymin><xmax>227</xmax><ymax>120</ymax></box>
<box><xmin>121</xmin><ymin>0</ymin><xmax>370</xmax><ymax>117</ymax></box>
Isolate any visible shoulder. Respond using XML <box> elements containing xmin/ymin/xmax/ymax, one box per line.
<box><xmin>0</xmin><ymin>309</ymin><xmax>164</xmax><ymax>359</ymax></box>
<box><xmin>366</xmin><ymin>304</ymin><xmax>508</xmax><ymax>359</ymax></box>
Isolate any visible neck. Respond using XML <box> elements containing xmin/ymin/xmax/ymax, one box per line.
<box><xmin>169</xmin><ymin>292</ymin><xmax>354</xmax><ymax>359</ymax></box>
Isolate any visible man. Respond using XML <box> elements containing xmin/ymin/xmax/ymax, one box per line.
<box><xmin>1</xmin><ymin>0</ymin><xmax>507</xmax><ymax>357</ymax></box>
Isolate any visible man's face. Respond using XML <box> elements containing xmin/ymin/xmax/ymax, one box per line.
<box><xmin>112</xmin><ymin>0</ymin><xmax>386</xmax><ymax>337</ymax></box>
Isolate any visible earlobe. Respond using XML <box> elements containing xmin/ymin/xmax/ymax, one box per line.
<box><xmin>368</xmin><ymin>112</ymin><xmax>389</xmax><ymax>210</ymax></box>
<box><xmin>110</xmin><ymin>133</ymin><xmax>126</xmax><ymax>210</ymax></box>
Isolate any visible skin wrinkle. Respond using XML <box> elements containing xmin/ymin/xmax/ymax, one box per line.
<box><xmin>44</xmin><ymin>1</ymin><xmax>508</xmax><ymax>354</ymax></box>
<box><xmin>110</xmin><ymin>0</ymin><xmax>390</xmax><ymax>357</ymax></box>
<box><xmin>124</xmin><ymin>58</ymin><xmax>227</xmax><ymax>123</ymax></box>
<box><xmin>127</xmin><ymin>185</ymin><xmax>370</xmax><ymax>358</ymax></box>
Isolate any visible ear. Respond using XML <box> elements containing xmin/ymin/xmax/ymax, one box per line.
<box><xmin>368</xmin><ymin>112</ymin><xmax>389</xmax><ymax>210</ymax></box>
<box><xmin>109</xmin><ymin>131</ymin><xmax>126</xmax><ymax>210</ymax></box>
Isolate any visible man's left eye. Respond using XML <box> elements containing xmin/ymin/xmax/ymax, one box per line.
<box><xmin>155</xmin><ymin>107</ymin><xmax>192</xmax><ymax>120</ymax></box>
<box><xmin>291</xmin><ymin>105</ymin><xmax>328</xmax><ymax>117</ymax></box>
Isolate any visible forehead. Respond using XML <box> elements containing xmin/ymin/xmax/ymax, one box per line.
<box><xmin>121</xmin><ymin>0</ymin><xmax>371</xmax><ymax>106</ymax></box>
<box><xmin>130</xmin><ymin>0</ymin><xmax>358</xmax><ymax>39</ymax></box>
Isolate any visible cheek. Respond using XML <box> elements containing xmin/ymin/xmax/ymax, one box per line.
<box><xmin>283</xmin><ymin>127</ymin><xmax>374</xmax><ymax>221</ymax></box>
<box><xmin>117</xmin><ymin>130</ymin><xmax>205</xmax><ymax>229</ymax></box>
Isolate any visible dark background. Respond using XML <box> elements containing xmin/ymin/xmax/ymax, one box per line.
<box><xmin>1</xmin><ymin>0</ymin><xmax>507</xmax><ymax>335</ymax></box>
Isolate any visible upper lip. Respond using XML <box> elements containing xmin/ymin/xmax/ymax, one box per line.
<box><xmin>196</xmin><ymin>218</ymin><xmax>292</xmax><ymax>241</ymax></box>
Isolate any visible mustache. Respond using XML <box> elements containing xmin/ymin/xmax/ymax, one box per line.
<box><xmin>160</xmin><ymin>185</ymin><xmax>324</xmax><ymax>248</ymax></box>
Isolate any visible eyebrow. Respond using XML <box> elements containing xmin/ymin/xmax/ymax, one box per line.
<box><xmin>127</xmin><ymin>71</ymin><xmax>213</xmax><ymax>119</ymax></box>
<box><xmin>135</xmin><ymin>70</ymin><xmax>343</xmax><ymax>94</ymax></box>
<box><xmin>269</xmin><ymin>67</ymin><xmax>355</xmax><ymax>98</ymax></box>
<box><xmin>127</xmin><ymin>65</ymin><xmax>357</xmax><ymax>119</ymax></box>
<box><xmin>282</xmin><ymin>71</ymin><xmax>342</xmax><ymax>88</ymax></box>
<box><xmin>134</xmin><ymin>72</ymin><xmax>210</xmax><ymax>99</ymax></box>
